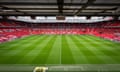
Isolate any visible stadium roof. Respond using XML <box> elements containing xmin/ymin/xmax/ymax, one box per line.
<box><xmin>0</xmin><ymin>0</ymin><xmax>120</xmax><ymax>16</ymax></box>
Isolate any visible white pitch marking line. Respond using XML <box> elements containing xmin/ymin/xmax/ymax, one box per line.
<box><xmin>60</xmin><ymin>36</ymin><xmax>62</xmax><ymax>65</ymax></box>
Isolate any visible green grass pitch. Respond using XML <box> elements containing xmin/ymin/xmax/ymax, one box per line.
<box><xmin>0</xmin><ymin>35</ymin><xmax>120</xmax><ymax>65</ymax></box>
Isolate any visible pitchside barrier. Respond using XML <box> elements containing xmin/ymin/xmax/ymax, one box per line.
<box><xmin>0</xmin><ymin>64</ymin><xmax>120</xmax><ymax>72</ymax></box>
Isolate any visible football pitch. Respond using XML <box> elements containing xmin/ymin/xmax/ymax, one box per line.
<box><xmin>0</xmin><ymin>35</ymin><xmax>120</xmax><ymax>72</ymax></box>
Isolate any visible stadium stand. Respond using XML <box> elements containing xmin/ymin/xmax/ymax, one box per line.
<box><xmin>0</xmin><ymin>19</ymin><xmax>120</xmax><ymax>43</ymax></box>
<box><xmin>0</xmin><ymin>20</ymin><xmax>30</xmax><ymax>43</ymax></box>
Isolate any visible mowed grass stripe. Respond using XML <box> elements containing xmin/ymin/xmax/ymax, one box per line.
<box><xmin>0</xmin><ymin>35</ymin><xmax>42</xmax><ymax>64</ymax></box>
<box><xmin>67</xmin><ymin>35</ymin><xmax>89</xmax><ymax>64</ymax></box>
<box><xmin>0</xmin><ymin>35</ymin><xmax>120</xmax><ymax>65</ymax></box>
<box><xmin>81</xmin><ymin>36</ymin><xmax>115</xmax><ymax>64</ymax></box>
<box><xmin>32</xmin><ymin>35</ymin><xmax>57</xmax><ymax>64</ymax></box>
<box><xmin>84</xmin><ymin>37</ymin><xmax>116</xmax><ymax>64</ymax></box>
<box><xmin>0</xmin><ymin>35</ymin><xmax>40</xmax><ymax>50</ymax></box>
<box><xmin>61</xmin><ymin>35</ymin><xmax>75</xmax><ymax>64</ymax></box>
<box><xmin>88</xmin><ymin>35</ymin><xmax>120</xmax><ymax>49</ymax></box>
<box><xmin>87</xmin><ymin>36</ymin><xmax>120</xmax><ymax>56</ymax></box>
<box><xmin>15</xmin><ymin>35</ymin><xmax>50</xmax><ymax>64</ymax></box>
<box><xmin>73</xmin><ymin>35</ymin><xmax>106</xmax><ymax>64</ymax></box>
<box><xmin>0</xmin><ymin>35</ymin><xmax>33</xmax><ymax>45</ymax></box>
<box><xmin>46</xmin><ymin>35</ymin><xmax>61</xmax><ymax>64</ymax></box>
<box><xmin>79</xmin><ymin>36</ymin><xmax>115</xmax><ymax>61</ymax></box>
<box><xmin>0</xmin><ymin>35</ymin><xmax>48</xmax><ymax>64</ymax></box>
<box><xmin>89</xmin><ymin>35</ymin><xmax>120</xmax><ymax>49</ymax></box>
<box><xmin>0</xmin><ymin>35</ymin><xmax>47</xmax><ymax>56</ymax></box>
<box><xmin>87</xmin><ymin>36</ymin><xmax>120</xmax><ymax>63</ymax></box>
<box><xmin>0</xmin><ymin>35</ymin><xmax>38</xmax><ymax>49</ymax></box>
<box><xmin>4</xmin><ymin>35</ymin><xmax>39</xmax><ymax>44</ymax></box>
<box><xmin>18</xmin><ymin>35</ymin><xmax>51</xmax><ymax>64</ymax></box>
<box><xmin>88</xmin><ymin>35</ymin><xmax>120</xmax><ymax>53</ymax></box>
<box><xmin>27</xmin><ymin>35</ymin><xmax>56</xmax><ymax>64</ymax></box>
<box><xmin>80</xmin><ymin>35</ymin><xmax>118</xmax><ymax>63</ymax></box>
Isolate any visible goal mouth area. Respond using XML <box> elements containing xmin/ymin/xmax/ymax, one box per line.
<box><xmin>0</xmin><ymin>64</ymin><xmax>120</xmax><ymax>72</ymax></box>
